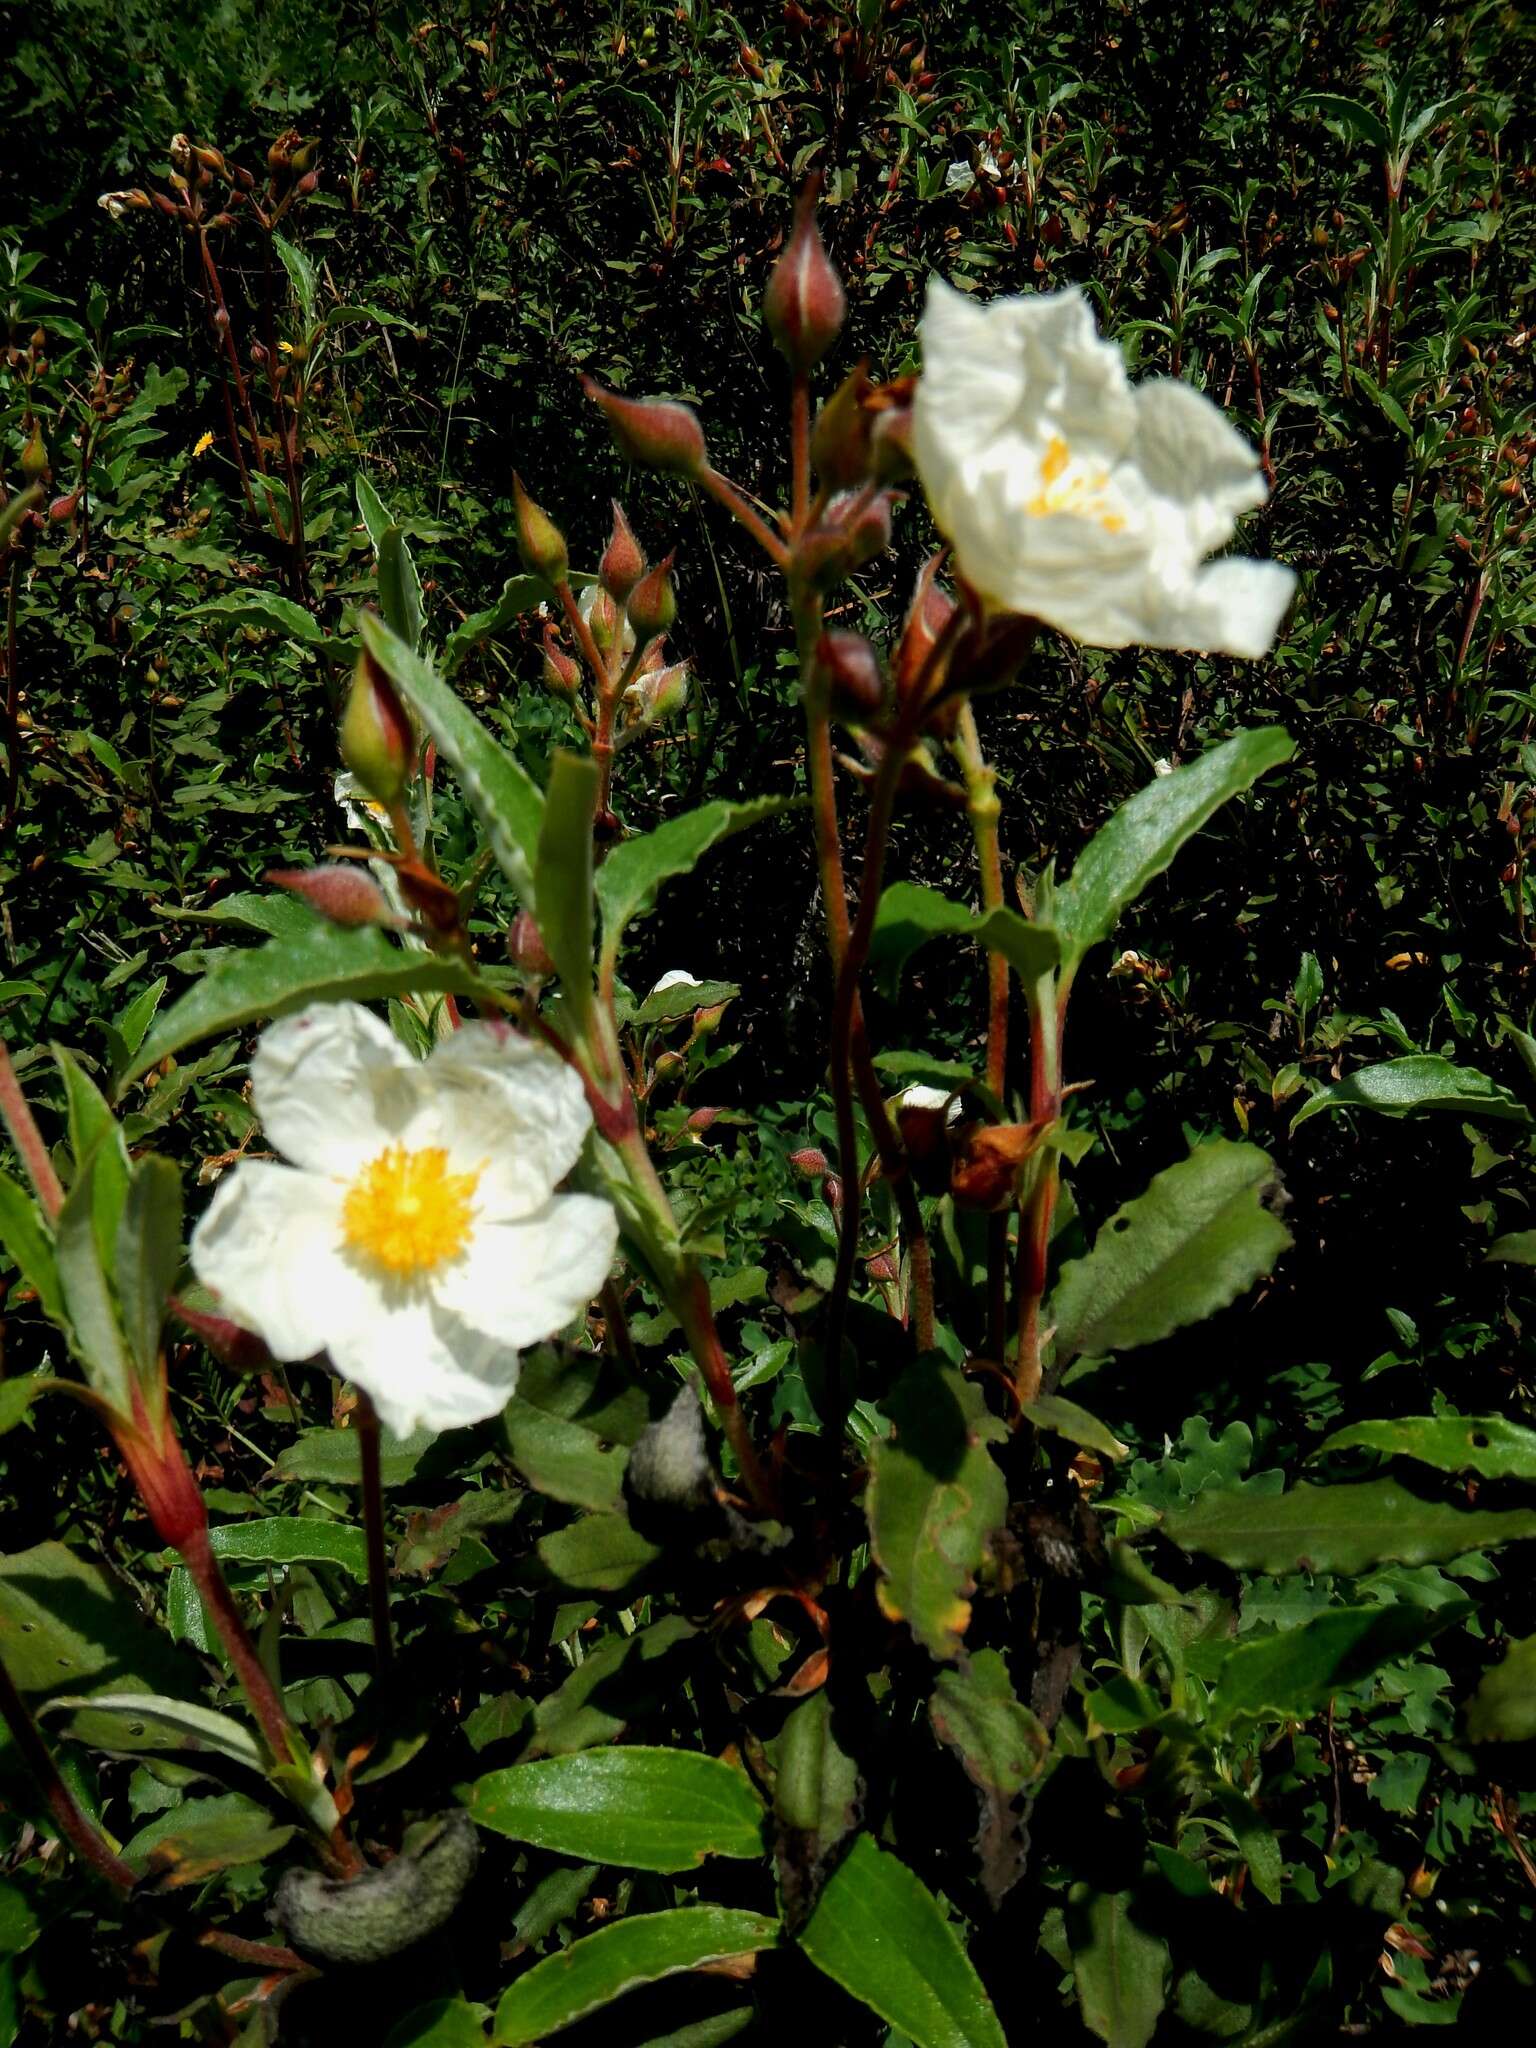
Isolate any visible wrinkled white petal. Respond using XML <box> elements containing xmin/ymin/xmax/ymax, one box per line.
<box><xmin>912</xmin><ymin>277</ymin><xmax>1293</xmax><ymax>656</ymax></box>
<box><xmin>423</xmin><ymin>1024</ymin><xmax>593</xmax><ymax>1213</ymax></box>
<box><xmin>190</xmin><ymin>1162</ymin><xmax>360</xmax><ymax>1359</ymax></box>
<box><xmin>650</xmin><ymin>969</ymin><xmax>701</xmax><ymax>996</ymax></box>
<box><xmin>436</xmin><ymin>1194</ymin><xmax>618</xmax><ymax>1348</ymax></box>
<box><xmin>327</xmin><ymin>1296</ymin><xmax>522</xmax><ymax>1438</ymax></box>
<box><xmin>252</xmin><ymin>1003</ymin><xmax>417</xmax><ymax>1175</ymax></box>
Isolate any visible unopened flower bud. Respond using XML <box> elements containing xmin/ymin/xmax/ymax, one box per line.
<box><xmin>865</xmin><ymin>1250</ymin><xmax>898</xmax><ymax>1285</ymax></box>
<box><xmin>294</xmin><ymin>170</ymin><xmax>319</xmax><ymax>197</ymax></box>
<box><xmin>811</xmin><ymin>364</ymin><xmax>875</xmax><ymax>489</ymax></box>
<box><xmin>896</xmin><ymin>1083</ymin><xmax>960</xmax><ymax>1192</ymax></box>
<box><xmin>586</xmin><ymin>587</ymin><xmax>623</xmax><ymax>657</ymax></box>
<box><xmin>843</xmin><ymin>490</ymin><xmax>895</xmax><ymax>571</ymax></box>
<box><xmin>894</xmin><ymin>556</ymin><xmax>958</xmax><ymax>708</ymax></box>
<box><xmin>789</xmin><ymin>1146</ymin><xmax>829</xmax><ymax>1177</ymax></box>
<box><xmin>627</xmin><ymin>552</ymin><xmax>677</xmax><ymax>638</ymax></box>
<box><xmin>867</xmin><ymin>374</ymin><xmax>917</xmax><ymax>482</ymax></box>
<box><xmin>268</xmin><ymin>864</ymin><xmax>395</xmax><ymax>929</ymax></box>
<box><xmin>340</xmin><ymin>644</ymin><xmax>414</xmax><ymax>807</ymax></box>
<box><xmin>507</xmin><ymin>909</ymin><xmax>556</xmax><ymax>979</ymax></box>
<box><xmin>513</xmin><ymin>474</ymin><xmax>568</xmax><ymax>583</ymax></box>
<box><xmin>687</xmin><ymin>1107</ymin><xmax>721</xmax><ymax>1134</ymax></box>
<box><xmin>816</xmin><ymin>630</ymin><xmax>885</xmax><ymax>719</ymax></box>
<box><xmin>540</xmin><ymin>627</ymin><xmax>580</xmax><ymax>695</ymax></box>
<box><xmin>625</xmin><ymin>660</ymin><xmax>689</xmax><ymax>731</ymax></box>
<box><xmin>822</xmin><ymin>1174</ymin><xmax>843</xmax><ymax>1208</ymax></box>
<box><xmin>47</xmin><ymin>491</ymin><xmax>81</xmax><ymax>524</ymax></box>
<box><xmin>600</xmin><ymin>500</ymin><xmax>646</xmax><ymax>602</ymax></box>
<box><xmin>582</xmin><ymin>378</ymin><xmax>707</xmax><ymax>475</ymax></box>
<box><xmin>765</xmin><ymin>191</ymin><xmax>846</xmax><ymax>371</ymax></box>
<box><xmin>19</xmin><ymin>422</ymin><xmax>49</xmax><ymax>484</ymax></box>
<box><xmin>950</xmin><ymin>1123</ymin><xmax>1042</xmax><ymax>1212</ymax></box>
<box><xmin>169</xmin><ymin>133</ymin><xmax>195</xmax><ymax>176</ymax></box>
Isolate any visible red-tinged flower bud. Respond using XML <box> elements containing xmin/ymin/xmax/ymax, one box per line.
<box><xmin>627</xmin><ymin>552</ymin><xmax>677</xmax><ymax>638</ymax></box>
<box><xmin>582</xmin><ymin>377</ymin><xmax>707</xmax><ymax>475</ymax></box>
<box><xmin>865</xmin><ymin>1249</ymin><xmax>898</xmax><ymax>1284</ymax></box>
<box><xmin>789</xmin><ymin>1146</ymin><xmax>829</xmax><ymax>1177</ymax></box>
<box><xmin>47</xmin><ymin>491</ymin><xmax>80</xmax><ymax>524</ymax></box>
<box><xmin>896</xmin><ymin>1084</ymin><xmax>960</xmax><ymax>1193</ymax></box>
<box><xmin>507</xmin><ymin>908</ymin><xmax>556</xmax><ymax>978</ymax></box>
<box><xmin>950</xmin><ymin>1122</ymin><xmax>1042</xmax><ymax>1212</ymax></box>
<box><xmin>586</xmin><ymin>586</ymin><xmax>623</xmax><ymax>658</ymax></box>
<box><xmin>691</xmin><ymin>1000</ymin><xmax>728</xmax><ymax>1038</ymax></box>
<box><xmin>513</xmin><ymin>473</ymin><xmax>568</xmax><ymax>583</ymax></box>
<box><xmin>268</xmin><ymin>863</ymin><xmax>395</xmax><ymax>928</ymax></box>
<box><xmin>172</xmin><ymin>1293</ymin><xmax>272</xmax><ymax>1372</ymax></box>
<box><xmin>870</xmin><ymin>395</ymin><xmax>916</xmax><ymax>482</ymax></box>
<box><xmin>687</xmin><ymin>1107</ymin><xmax>721</xmax><ymax>1134</ymax></box>
<box><xmin>600</xmin><ymin>500</ymin><xmax>646</xmax><ymax>602</ymax></box>
<box><xmin>822</xmin><ymin>1174</ymin><xmax>843</xmax><ymax>1208</ymax></box>
<box><xmin>341</xmin><ymin>643</ymin><xmax>415</xmax><ymax>807</ymax></box>
<box><xmin>811</xmin><ymin>363</ymin><xmax>875</xmax><ymax>488</ymax></box>
<box><xmin>541</xmin><ymin>626</ymin><xmax>580</xmax><ymax>695</ymax></box>
<box><xmin>19</xmin><ymin>422</ymin><xmax>49</xmax><ymax>484</ymax></box>
<box><xmin>894</xmin><ymin>555</ymin><xmax>958</xmax><ymax>708</ymax></box>
<box><xmin>843</xmin><ymin>490</ymin><xmax>896</xmax><ymax>571</ymax></box>
<box><xmin>816</xmin><ymin>630</ymin><xmax>886</xmax><ymax>719</ymax></box>
<box><xmin>294</xmin><ymin>170</ymin><xmax>319</xmax><ymax>198</ymax></box>
<box><xmin>796</xmin><ymin>524</ymin><xmax>855</xmax><ymax>591</ymax></box>
<box><xmin>764</xmin><ymin>190</ymin><xmax>846</xmax><ymax>371</ymax></box>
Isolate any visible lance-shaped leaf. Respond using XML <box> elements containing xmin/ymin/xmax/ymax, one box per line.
<box><xmin>868</xmin><ymin>882</ymin><xmax>1059</xmax><ymax>999</ymax></box>
<box><xmin>930</xmin><ymin>1651</ymin><xmax>1049</xmax><ymax>1906</ymax></box>
<box><xmin>493</xmin><ymin>1908</ymin><xmax>779</xmax><ymax>2047</ymax></box>
<box><xmin>1050</xmin><ymin>1140</ymin><xmax>1291</xmax><ymax>1361</ymax></box>
<box><xmin>1206</xmin><ymin>1604</ymin><xmax>1471</xmax><ymax>1729</ymax></box>
<box><xmin>867</xmin><ymin>1357</ymin><xmax>1007</xmax><ymax>1662</ymax></box>
<box><xmin>187</xmin><ymin>591</ymin><xmax>329</xmax><ymax>648</ymax></box>
<box><xmin>1292</xmin><ymin>1054</ymin><xmax>1532</xmax><ymax>1129</ymax></box>
<box><xmin>120</xmin><ymin>923</ymin><xmax>487</xmax><ymax>1088</ymax></box>
<box><xmin>40</xmin><ymin>1692</ymin><xmax>265</xmax><ymax>1770</ymax></box>
<box><xmin>1317</xmin><ymin>1414</ymin><xmax>1536</xmax><ymax>1482</ymax></box>
<box><xmin>1052</xmin><ymin>729</ymin><xmax>1294</xmax><ymax>974</ymax></box>
<box><xmin>1465</xmin><ymin>1634</ymin><xmax>1536</xmax><ymax>1744</ymax></box>
<box><xmin>443</xmin><ymin>574</ymin><xmax>549</xmax><ymax>675</ymax></box>
<box><xmin>1162</xmin><ymin>1476</ymin><xmax>1536</xmax><ymax>1575</ymax></box>
<box><xmin>114</xmin><ymin>1156</ymin><xmax>183</xmax><ymax>1377</ymax></box>
<box><xmin>208</xmin><ymin>1515</ymin><xmax>368</xmax><ymax>1577</ymax></box>
<box><xmin>121</xmin><ymin>1791</ymin><xmax>295</xmax><ymax>1882</ymax></box>
<box><xmin>799</xmin><ymin>1833</ymin><xmax>1006</xmax><ymax>2048</ymax></box>
<box><xmin>530</xmin><ymin>1615</ymin><xmax>696</xmax><ymax>1756</ymax></box>
<box><xmin>468</xmin><ymin>1747</ymin><xmax>764</xmax><ymax>1871</ymax></box>
<box><xmin>55</xmin><ymin>1048</ymin><xmax>130</xmax><ymax>1275</ymax></box>
<box><xmin>1069</xmin><ymin>1888</ymin><xmax>1168</xmax><ymax>2048</ymax></box>
<box><xmin>53</xmin><ymin>1147</ymin><xmax>132</xmax><ymax>1410</ymax></box>
<box><xmin>0</xmin><ymin>1168</ymin><xmax>64</xmax><ymax>1324</ymax></box>
<box><xmin>770</xmin><ymin>1689</ymin><xmax>863</xmax><ymax>1930</ymax></box>
<box><xmin>360</xmin><ymin>610</ymin><xmax>545</xmax><ymax>903</ymax></box>
<box><xmin>537</xmin><ymin>1510</ymin><xmax>661</xmax><ymax>1594</ymax></box>
<box><xmin>533</xmin><ymin>749</ymin><xmax>598</xmax><ymax>1009</ymax></box>
<box><xmin>595</xmin><ymin>796</ymin><xmax>797</xmax><ymax>955</ymax></box>
<box><xmin>357</xmin><ymin>473</ymin><xmax>424</xmax><ymax>649</ymax></box>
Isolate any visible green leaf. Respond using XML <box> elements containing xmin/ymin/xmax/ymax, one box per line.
<box><xmin>596</xmin><ymin>798</ymin><xmax>796</xmax><ymax>953</ymax></box>
<box><xmin>55</xmin><ymin>1049</ymin><xmax>130</xmax><ymax>1274</ymax></box>
<box><xmin>868</xmin><ymin>882</ymin><xmax>1059</xmax><ymax>999</ymax></box>
<box><xmin>1486</xmin><ymin>1230</ymin><xmax>1536</xmax><ymax>1266</ymax></box>
<box><xmin>443</xmin><ymin>574</ymin><xmax>549</xmax><ymax>675</ymax></box>
<box><xmin>799</xmin><ymin>1833</ymin><xmax>1006</xmax><ymax>2048</ymax></box>
<box><xmin>269</xmin><ymin>1424</ymin><xmax>436</xmax><ymax>1488</ymax></box>
<box><xmin>930</xmin><ymin>1653</ymin><xmax>1049</xmax><ymax>1906</ymax></box>
<box><xmin>187</xmin><ymin>591</ymin><xmax>328</xmax><ymax>647</ymax></box>
<box><xmin>273</xmin><ymin>232</ymin><xmax>318</xmax><ymax>327</ymax></box>
<box><xmin>1162</xmin><ymin>1477</ymin><xmax>1536</xmax><ymax>1575</ymax></box>
<box><xmin>632</xmin><ymin>978</ymin><xmax>740</xmax><ymax>1027</ymax></box>
<box><xmin>1292</xmin><ymin>1055</ymin><xmax>1532</xmax><ymax>1129</ymax></box>
<box><xmin>1071</xmin><ymin>1889</ymin><xmax>1168</xmax><ymax>2048</ymax></box>
<box><xmin>356</xmin><ymin>474</ymin><xmax>425</xmax><ymax>651</ymax></box>
<box><xmin>468</xmin><ymin>1747</ymin><xmax>764</xmax><ymax>1870</ymax></box>
<box><xmin>114</xmin><ymin>1157</ymin><xmax>182</xmax><ymax>1376</ymax></box>
<box><xmin>534</xmin><ymin>750</ymin><xmax>598</xmax><ymax>1006</ymax></box>
<box><xmin>1021</xmin><ymin>1394</ymin><xmax>1129</xmax><ymax>1461</ymax></box>
<box><xmin>770</xmin><ymin>1689</ymin><xmax>863</xmax><ymax>1928</ymax></box>
<box><xmin>537</xmin><ymin>1511</ymin><xmax>660</xmax><ymax>1593</ymax></box>
<box><xmin>1207</xmin><ymin>1605</ymin><xmax>1470</xmax><ymax>1728</ymax></box>
<box><xmin>1465</xmin><ymin>1634</ymin><xmax>1536</xmax><ymax>1743</ymax></box>
<box><xmin>1050</xmin><ymin>1140</ymin><xmax>1291</xmax><ymax>1360</ymax></box>
<box><xmin>121</xmin><ymin>924</ymin><xmax>486</xmax><ymax>1087</ymax></box>
<box><xmin>1052</xmin><ymin>731</ymin><xmax>1295</xmax><ymax>973</ymax></box>
<box><xmin>0</xmin><ymin>1169</ymin><xmax>63</xmax><ymax>1323</ymax></box>
<box><xmin>493</xmin><ymin>1908</ymin><xmax>779</xmax><ymax>2047</ymax></box>
<box><xmin>529</xmin><ymin>1616</ymin><xmax>696</xmax><ymax>1756</ymax></box>
<box><xmin>1294</xmin><ymin>91</ymin><xmax>1390</xmax><ymax>152</ymax></box>
<box><xmin>39</xmin><ymin>1692</ymin><xmax>264</xmax><ymax>1770</ymax></box>
<box><xmin>383</xmin><ymin>2000</ymin><xmax>491</xmax><ymax>2048</ymax></box>
<box><xmin>1317</xmin><ymin>1414</ymin><xmax>1536</xmax><ymax>1482</ymax></box>
<box><xmin>504</xmin><ymin>1398</ymin><xmax>628</xmax><ymax>1513</ymax></box>
<box><xmin>53</xmin><ymin>1147</ymin><xmax>132</xmax><ymax>1409</ymax></box>
<box><xmin>121</xmin><ymin>1791</ymin><xmax>295</xmax><ymax>1879</ymax></box>
<box><xmin>867</xmin><ymin>1357</ymin><xmax>1007</xmax><ymax>1662</ymax></box>
<box><xmin>207</xmin><ymin>1516</ymin><xmax>368</xmax><ymax>1577</ymax></box>
<box><xmin>360</xmin><ymin>611</ymin><xmax>544</xmax><ymax>902</ymax></box>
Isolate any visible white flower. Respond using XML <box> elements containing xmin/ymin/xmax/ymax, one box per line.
<box><xmin>912</xmin><ymin>279</ymin><xmax>1295</xmax><ymax>656</ymax></box>
<box><xmin>190</xmin><ymin>1003</ymin><xmax>617</xmax><ymax>1437</ymax></box>
<box><xmin>650</xmin><ymin>970</ymin><xmax>702</xmax><ymax>997</ymax></box>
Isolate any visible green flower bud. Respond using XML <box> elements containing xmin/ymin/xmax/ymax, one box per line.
<box><xmin>513</xmin><ymin>473</ymin><xmax>568</xmax><ymax>583</ymax></box>
<box><xmin>626</xmin><ymin>552</ymin><xmax>677</xmax><ymax>639</ymax></box>
<box><xmin>340</xmin><ymin>645</ymin><xmax>414</xmax><ymax>807</ymax></box>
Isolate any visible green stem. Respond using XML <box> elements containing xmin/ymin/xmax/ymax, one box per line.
<box><xmin>0</xmin><ymin>1651</ymin><xmax>135</xmax><ymax>1891</ymax></box>
<box><xmin>1014</xmin><ymin>975</ymin><xmax>1064</xmax><ymax>1407</ymax></box>
<box><xmin>952</xmin><ymin>705</ymin><xmax>1010</xmax><ymax>1358</ymax></box>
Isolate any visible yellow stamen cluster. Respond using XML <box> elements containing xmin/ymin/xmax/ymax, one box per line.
<box><xmin>341</xmin><ymin>1144</ymin><xmax>480</xmax><ymax>1277</ymax></box>
<box><xmin>1025</xmin><ymin>434</ymin><xmax>1127</xmax><ymax>534</ymax></box>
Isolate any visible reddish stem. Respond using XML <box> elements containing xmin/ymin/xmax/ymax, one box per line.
<box><xmin>0</xmin><ymin>1038</ymin><xmax>64</xmax><ymax>1218</ymax></box>
<box><xmin>0</xmin><ymin>1652</ymin><xmax>136</xmax><ymax>1892</ymax></box>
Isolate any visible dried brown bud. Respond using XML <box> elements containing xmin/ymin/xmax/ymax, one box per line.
<box><xmin>583</xmin><ymin>378</ymin><xmax>707</xmax><ymax>475</ymax></box>
<box><xmin>765</xmin><ymin>188</ymin><xmax>846</xmax><ymax>371</ymax></box>
<box><xmin>599</xmin><ymin>500</ymin><xmax>646</xmax><ymax>602</ymax></box>
<box><xmin>950</xmin><ymin>1123</ymin><xmax>1043</xmax><ymax>1211</ymax></box>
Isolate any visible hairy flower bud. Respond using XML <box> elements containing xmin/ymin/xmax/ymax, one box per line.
<box><xmin>789</xmin><ymin>1146</ymin><xmax>829</xmax><ymax>1177</ymax></box>
<box><xmin>627</xmin><ymin>552</ymin><xmax>678</xmax><ymax>638</ymax></box>
<box><xmin>600</xmin><ymin>500</ymin><xmax>646</xmax><ymax>602</ymax></box>
<box><xmin>816</xmin><ymin>630</ymin><xmax>886</xmax><ymax>719</ymax></box>
<box><xmin>540</xmin><ymin>626</ymin><xmax>580</xmax><ymax>695</ymax></box>
<box><xmin>47</xmin><ymin>491</ymin><xmax>80</xmax><ymax>524</ymax></box>
<box><xmin>507</xmin><ymin>909</ymin><xmax>556</xmax><ymax>979</ymax></box>
<box><xmin>765</xmin><ymin>192</ymin><xmax>846</xmax><ymax>371</ymax></box>
<box><xmin>894</xmin><ymin>555</ymin><xmax>959</xmax><ymax>709</ymax></box>
<box><xmin>586</xmin><ymin>587</ymin><xmax>623</xmax><ymax>658</ymax></box>
<box><xmin>340</xmin><ymin>645</ymin><xmax>414</xmax><ymax>807</ymax></box>
<box><xmin>19</xmin><ymin>422</ymin><xmax>49</xmax><ymax>484</ymax></box>
<box><xmin>268</xmin><ymin>864</ymin><xmax>395</xmax><ymax>929</ymax></box>
<box><xmin>583</xmin><ymin>378</ymin><xmax>707</xmax><ymax>475</ymax></box>
<box><xmin>513</xmin><ymin>473</ymin><xmax>568</xmax><ymax>583</ymax></box>
<box><xmin>811</xmin><ymin>364</ymin><xmax>875</xmax><ymax>488</ymax></box>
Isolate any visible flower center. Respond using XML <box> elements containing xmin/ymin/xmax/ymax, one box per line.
<box><xmin>1025</xmin><ymin>434</ymin><xmax>1127</xmax><ymax>534</ymax></box>
<box><xmin>340</xmin><ymin>1144</ymin><xmax>481</xmax><ymax>1278</ymax></box>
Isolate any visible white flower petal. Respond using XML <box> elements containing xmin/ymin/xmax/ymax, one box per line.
<box><xmin>437</xmin><ymin>1194</ymin><xmax>618</xmax><ymax>1349</ymax></box>
<box><xmin>252</xmin><ymin>1003</ymin><xmax>418</xmax><ymax>1175</ymax></box>
<box><xmin>1172</xmin><ymin>558</ymin><xmax>1298</xmax><ymax>659</ymax></box>
<box><xmin>423</xmin><ymin>1025</ymin><xmax>594</xmax><ymax>1214</ymax></box>
<box><xmin>1130</xmin><ymin>378</ymin><xmax>1269</xmax><ymax>551</ymax></box>
<box><xmin>190</xmin><ymin>1162</ymin><xmax>361</xmax><ymax>1360</ymax></box>
<box><xmin>650</xmin><ymin>970</ymin><xmax>701</xmax><ymax>995</ymax></box>
<box><xmin>328</xmin><ymin>1296</ymin><xmax>522</xmax><ymax>1437</ymax></box>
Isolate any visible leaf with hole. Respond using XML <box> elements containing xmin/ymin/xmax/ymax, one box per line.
<box><xmin>1317</xmin><ymin>1414</ymin><xmax>1536</xmax><ymax>1482</ymax></box>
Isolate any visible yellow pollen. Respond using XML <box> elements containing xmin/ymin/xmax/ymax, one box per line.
<box><xmin>1025</xmin><ymin>433</ymin><xmax>1125</xmax><ymax>533</ymax></box>
<box><xmin>340</xmin><ymin>1144</ymin><xmax>480</xmax><ymax>1277</ymax></box>
<box><xmin>1041</xmin><ymin>435</ymin><xmax>1071</xmax><ymax>484</ymax></box>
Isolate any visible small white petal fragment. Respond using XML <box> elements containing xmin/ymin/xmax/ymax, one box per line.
<box><xmin>911</xmin><ymin>278</ymin><xmax>1295</xmax><ymax>654</ymax></box>
<box><xmin>190</xmin><ymin>1002</ymin><xmax>619</xmax><ymax>1435</ymax></box>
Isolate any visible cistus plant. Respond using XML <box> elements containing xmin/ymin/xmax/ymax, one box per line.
<box><xmin>5</xmin><ymin>143</ymin><xmax>1536</xmax><ymax>2047</ymax></box>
